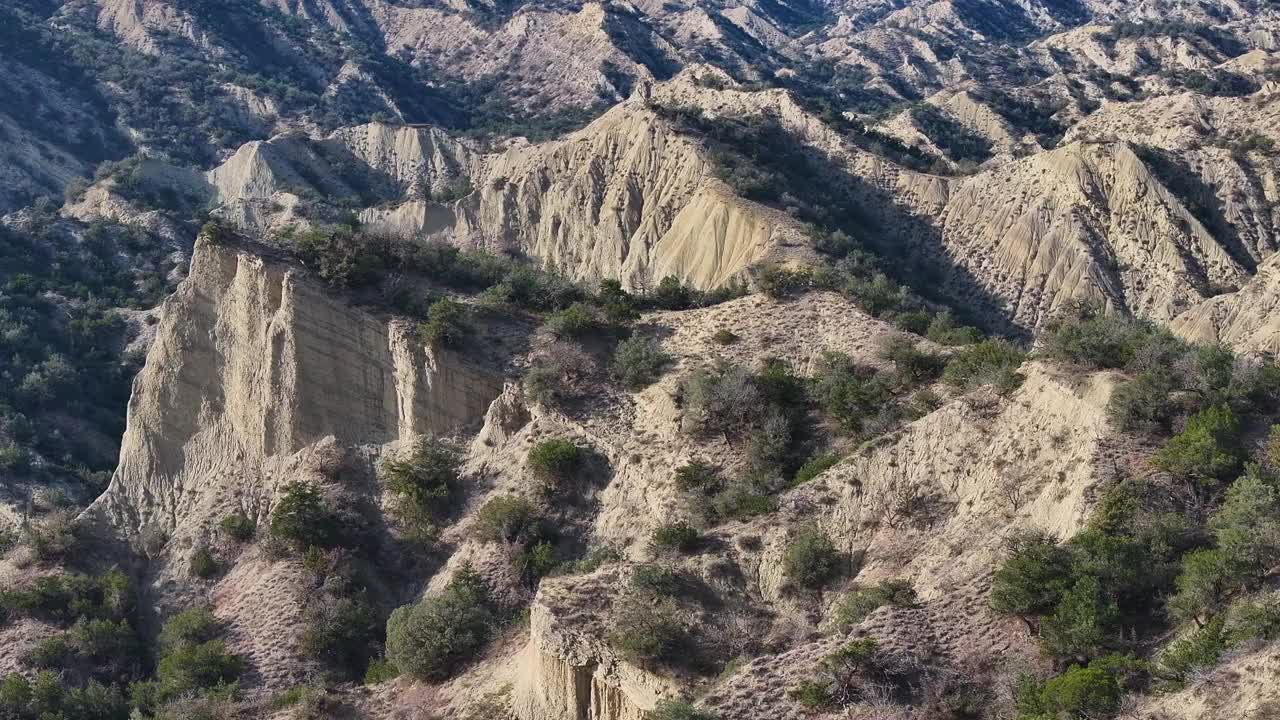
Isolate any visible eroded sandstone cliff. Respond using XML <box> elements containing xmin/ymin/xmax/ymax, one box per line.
<box><xmin>89</xmin><ymin>233</ymin><xmax>504</xmax><ymax>535</ymax></box>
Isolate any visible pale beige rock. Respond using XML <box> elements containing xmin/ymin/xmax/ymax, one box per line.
<box><xmin>938</xmin><ymin>141</ymin><xmax>1251</xmax><ymax>328</ymax></box>
<box><xmin>1173</xmin><ymin>251</ymin><xmax>1280</xmax><ymax>355</ymax></box>
<box><xmin>87</xmin><ymin>233</ymin><xmax>504</xmax><ymax>534</ymax></box>
<box><xmin>1132</xmin><ymin>638</ymin><xmax>1280</xmax><ymax>720</ymax></box>
<box><xmin>512</xmin><ymin>570</ymin><xmax>675</xmax><ymax>720</ymax></box>
<box><xmin>197</xmin><ymin>94</ymin><xmax>807</xmax><ymax>291</ymax></box>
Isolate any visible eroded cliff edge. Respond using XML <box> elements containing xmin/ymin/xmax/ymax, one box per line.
<box><xmin>88</xmin><ymin>235</ymin><xmax>505</xmax><ymax>536</ymax></box>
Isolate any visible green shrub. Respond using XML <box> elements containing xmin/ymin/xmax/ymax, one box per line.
<box><xmin>631</xmin><ymin>565</ymin><xmax>682</xmax><ymax>597</ymax></box>
<box><xmin>0</xmin><ymin>570</ymin><xmax>132</xmax><ymax>624</ymax></box>
<box><xmin>524</xmin><ymin>358</ymin><xmax>569</xmax><ymax>408</ymax></box>
<box><xmin>823</xmin><ymin>637</ymin><xmax>880</xmax><ymax>675</ymax></box>
<box><xmin>1153</xmin><ymin>405</ymin><xmax>1242</xmax><ymax>485</ymax></box>
<box><xmin>926</xmin><ymin>311</ymin><xmax>982</xmax><ymax>346</ymax></box>
<box><xmin>784</xmin><ymin>526</ymin><xmax>840</xmax><ymax>590</ymax></box>
<box><xmin>1017</xmin><ymin>662</ymin><xmax>1123</xmax><ymax>719</ymax></box>
<box><xmin>990</xmin><ymin>521</ymin><xmax>1181</xmax><ymax>662</ymax></box>
<box><xmin>546</xmin><ymin>303</ymin><xmax>603</xmax><ymax>338</ymax></box>
<box><xmin>363</xmin><ymin>658</ymin><xmax>400</xmax><ymax>685</ymax></box>
<box><xmin>300</xmin><ymin>592</ymin><xmax>380</xmax><ymax>680</ymax></box>
<box><xmin>517</xmin><ymin>541</ymin><xmax>560</xmax><ymax>583</ymax></box>
<box><xmin>527</xmin><ymin>439</ymin><xmax>583</xmax><ymax>486</ymax></box>
<box><xmin>810</xmin><ymin>352</ymin><xmax>891</xmax><ymax>435</ymax></box>
<box><xmin>673</xmin><ymin>461</ymin><xmax>722</xmax><ymax>493</ymax></box>
<box><xmin>381</xmin><ymin>438</ymin><xmax>462</xmax><ymax>532</ymax></box>
<box><xmin>1038</xmin><ymin>575</ymin><xmax>1120</xmax><ymax>659</ymax></box>
<box><xmin>833</xmin><ymin>580</ymin><xmax>917</xmax><ymax>627</ymax></box>
<box><xmin>268</xmin><ymin>685</ymin><xmax>309</xmax><ymax>710</ymax></box>
<box><xmin>217</xmin><ymin>513</ymin><xmax>255</xmax><ymax>542</ymax></box>
<box><xmin>418</xmin><ymin>298</ymin><xmax>470</xmax><ymax>348</ymax></box>
<box><xmin>612</xmin><ymin>337</ymin><xmax>673</xmax><ymax>390</ymax></box>
<box><xmin>891</xmin><ymin>310</ymin><xmax>932</xmax><ymax>336</ymax></box>
<box><xmin>1168</xmin><ymin>548</ymin><xmax>1233</xmax><ymax>627</ymax></box>
<box><xmin>754</xmin><ymin>357</ymin><xmax>809</xmax><ymax>410</ymax></box>
<box><xmin>1107</xmin><ymin>370</ymin><xmax>1177</xmax><ymax>432</ymax></box>
<box><xmin>189</xmin><ymin>547</ymin><xmax>218</xmax><ymax>579</ymax></box>
<box><xmin>1227</xmin><ymin>595</ymin><xmax>1280</xmax><ymax>644</ymax></box>
<box><xmin>989</xmin><ymin>532</ymin><xmax>1073</xmax><ymax>617</ymax></box>
<box><xmin>648</xmin><ymin>699</ymin><xmax>717</xmax><ymax>720</ymax></box>
<box><xmin>758</xmin><ymin>265</ymin><xmax>811</xmax><ymax>299</ymax></box>
<box><xmin>1041</xmin><ymin>305</ymin><xmax>1162</xmax><ymax>370</ymax></box>
<box><xmin>474</xmin><ymin>262</ymin><xmax>580</xmax><ymax>311</ymax></box>
<box><xmin>1211</xmin><ymin>471</ymin><xmax>1280</xmax><ymax>573</ymax></box>
<box><xmin>159</xmin><ymin>608</ymin><xmax>221</xmax><ymax>653</ymax></box>
<box><xmin>151</xmin><ymin>640</ymin><xmax>243</xmax><ymax>704</ymax></box>
<box><xmin>473</xmin><ymin>496</ymin><xmax>542</xmax><ymax>544</ymax></box>
<box><xmin>0</xmin><ymin>444</ymin><xmax>31</xmax><ymax>474</ymax></box>
<box><xmin>269</xmin><ymin>481</ymin><xmax>339</xmax><ymax>550</ymax></box>
<box><xmin>792</xmin><ymin>454</ymin><xmax>839</xmax><ymax>486</ymax></box>
<box><xmin>1228</xmin><ymin>363</ymin><xmax>1280</xmax><ymax>413</ymax></box>
<box><xmin>385</xmin><ymin>566</ymin><xmax>496</xmax><ymax>680</ymax></box>
<box><xmin>608</xmin><ymin>596</ymin><xmax>686</xmax><ymax>665</ymax></box>
<box><xmin>24</xmin><ymin>510</ymin><xmax>78</xmax><ymax>563</ymax></box>
<box><xmin>559</xmin><ymin>546</ymin><xmax>623</xmax><ymax>575</ymax></box>
<box><xmin>686</xmin><ymin>478</ymin><xmax>761</xmax><ymax>526</ymax></box>
<box><xmin>69</xmin><ymin>618</ymin><xmax>136</xmax><ymax>664</ymax></box>
<box><xmin>711</xmin><ymin>329</ymin><xmax>739</xmax><ymax>345</ymax></box>
<box><xmin>788</xmin><ymin>680</ymin><xmax>833</xmax><ymax>709</ymax></box>
<box><xmin>942</xmin><ymin>340</ymin><xmax>1025</xmax><ymax>392</ymax></box>
<box><xmin>1169</xmin><ymin>470</ymin><xmax>1280</xmax><ymax>624</ymax></box>
<box><xmin>0</xmin><ymin>672</ymin><xmax>129</xmax><ymax>720</ymax></box>
<box><xmin>596</xmin><ymin>280</ymin><xmax>638</xmax><ymax>325</ymax></box>
<box><xmin>709</xmin><ymin>485</ymin><xmax>778</xmax><ymax>521</ymax></box>
<box><xmin>880</xmin><ymin>335</ymin><xmax>944</xmax><ymax>387</ymax></box>
<box><xmin>819</xmin><ymin>636</ymin><xmax>912</xmax><ymax>703</ymax></box>
<box><xmin>154</xmin><ymin>695</ymin><xmax>240</xmax><ymax>720</ymax></box>
<box><xmin>23</xmin><ymin>636</ymin><xmax>71</xmax><ymax>668</ymax></box>
<box><xmin>841</xmin><ymin>272</ymin><xmax>913</xmax><ymax>317</ymax></box>
<box><xmin>744</xmin><ymin>408</ymin><xmax>794</xmax><ymax>480</ymax></box>
<box><xmin>1159</xmin><ymin>616</ymin><xmax>1228</xmax><ymax>679</ymax></box>
<box><xmin>647</xmin><ymin>276</ymin><xmax>695</xmax><ymax>310</ymax></box>
<box><xmin>1192</xmin><ymin>344</ymin><xmax>1236</xmax><ymax>400</ymax></box>
<box><xmin>906</xmin><ymin>388</ymin><xmax>943</xmax><ymax>418</ymax></box>
<box><xmin>293</xmin><ymin>224</ymin><xmax>384</xmax><ymax>289</ymax></box>
<box><xmin>135</xmin><ymin>609</ymin><xmax>244</xmax><ymax>713</ymax></box>
<box><xmin>650</xmin><ymin>523</ymin><xmax>701</xmax><ymax>554</ymax></box>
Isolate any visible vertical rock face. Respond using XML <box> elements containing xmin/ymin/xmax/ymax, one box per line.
<box><xmin>512</xmin><ymin>571</ymin><xmax>672</xmax><ymax>720</ymax></box>
<box><xmin>89</xmin><ymin>235</ymin><xmax>504</xmax><ymax>533</ymax></box>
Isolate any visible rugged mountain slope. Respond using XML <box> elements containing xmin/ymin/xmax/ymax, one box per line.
<box><xmin>1172</xmin><ymin>250</ymin><xmax>1280</xmax><ymax>354</ymax></box>
<box><xmin>73</xmin><ymin>232</ymin><xmax>509</xmax><ymax>691</ymax></box>
<box><xmin>87</xmin><ymin>75</ymin><xmax>813</xmax><ymax>291</ymax></box>
<box><xmin>5</xmin><ymin>2</ymin><xmax>1280</xmax><ymax>719</ymax></box>
<box><xmin>53</xmin><ymin>233</ymin><xmax>1131</xmax><ymax>720</ymax></box>
<box><xmin>70</xmin><ymin>63</ymin><xmax>1272</xmax><ymax>336</ymax></box>
<box><xmin>494</xmin><ymin>360</ymin><xmax>1121</xmax><ymax>720</ymax></box>
<box><xmin>7</xmin><ymin>0</ymin><xmax>1280</xmax><ymax>338</ymax></box>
